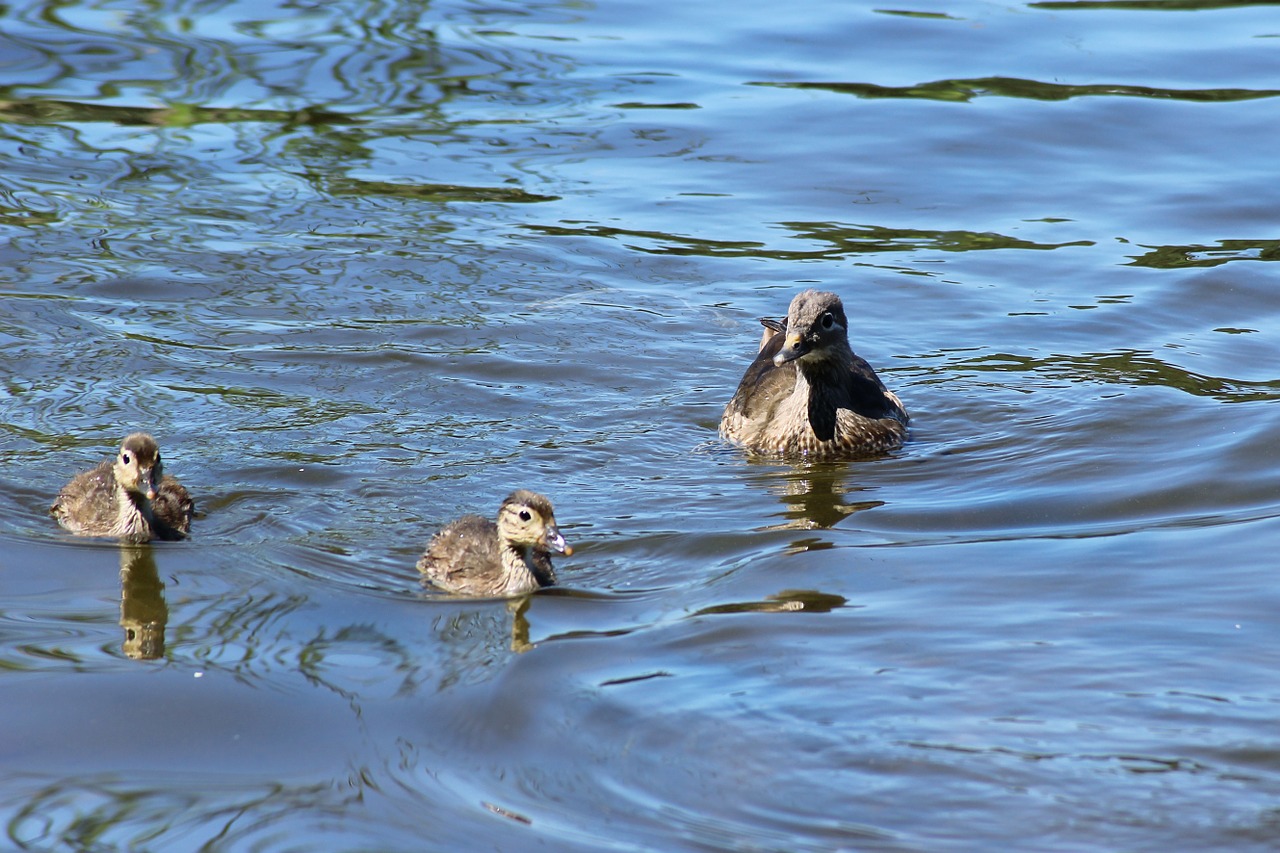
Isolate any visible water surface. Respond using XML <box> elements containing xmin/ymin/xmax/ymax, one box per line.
<box><xmin>3</xmin><ymin>0</ymin><xmax>1280</xmax><ymax>849</ymax></box>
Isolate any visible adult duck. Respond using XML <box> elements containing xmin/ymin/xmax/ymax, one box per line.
<box><xmin>721</xmin><ymin>289</ymin><xmax>908</xmax><ymax>458</ymax></box>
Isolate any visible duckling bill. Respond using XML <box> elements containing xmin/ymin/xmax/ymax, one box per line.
<box><xmin>720</xmin><ymin>289</ymin><xmax>909</xmax><ymax>458</ymax></box>
<box><xmin>51</xmin><ymin>432</ymin><xmax>194</xmax><ymax>542</ymax></box>
<box><xmin>417</xmin><ymin>489</ymin><xmax>572</xmax><ymax>597</ymax></box>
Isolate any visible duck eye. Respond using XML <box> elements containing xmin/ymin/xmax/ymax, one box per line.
<box><xmin>821</xmin><ymin>312</ymin><xmax>835</xmax><ymax>330</ymax></box>
<box><xmin>121</xmin><ymin>453</ymin><xmax>131</xmax><ymax>465</ymax></box>
<box><xmin>519</xmin><ymin>510</ymin><xmax>532</xmax><ymax>521</ymax></box>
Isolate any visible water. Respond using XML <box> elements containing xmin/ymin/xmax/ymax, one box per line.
<box><xmin>3</xmin><ymin>0</ymin><xmax>1280</xmax><ymax>849</ymax></box>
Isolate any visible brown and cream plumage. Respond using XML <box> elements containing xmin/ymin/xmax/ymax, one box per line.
<box><xmin>720</xmin><ymin>289</ymin><xmax>909</xmax><ymax>458</ymax></box>
<box><xmin>51</xmin><ymin>433</ymin><xmax>194</xmax><ymax>542</ymax></box>
<box><xmin>417</xmin><ymin>490</ymin><xmax>573</xmax><ymax>597</ymax></box>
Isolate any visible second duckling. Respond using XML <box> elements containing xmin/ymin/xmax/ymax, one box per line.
<box><xmin>51</xmin><ymin>432</ymin><xmax>194</xmax><ymax>543</ymax></box>
<box><xmin>417</xmin><ymin>490</ymin><xmax>573</xmax><ymax>597</ymax></box>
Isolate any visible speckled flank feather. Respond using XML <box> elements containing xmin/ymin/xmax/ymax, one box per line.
<box><xmin>50</xmin><ymin>433</ymin><xmax>193</xmax><ymax>543</ymax></box>
<box><xmin>720</xmin><ymin>290</ymin><xmax>909</xmax><ymax>459</ymax></box>
<box><xmin>417</xmin><ymin>489</ymin><xmax>569</xmax><ymax>597</ymax></box>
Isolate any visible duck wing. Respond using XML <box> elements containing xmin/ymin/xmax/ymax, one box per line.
<box><xmin>723</xmin><ymin>327</ymin><xmax>797</xmax><ymax>426</ymax></box>
<box><xmin>843</xmin><ymin>352</ymin><xmax>909</xmax><ymax>423</ymax></box>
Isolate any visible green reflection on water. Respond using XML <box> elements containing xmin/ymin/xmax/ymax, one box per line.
<box><xmin>954</xmin><ymin>349</ymin><xmax>1280</xmax><ymax>401</ymax></box>
<box><xmin>873</xmin><ymin>9</ymin><xmax>964</xmax><ymax>20</ymax></box>
<box><xmin>0</xmin><ymin>98</ymin><xmax>356</xmax><ymax>129</ymax></box>
<box><xmin>1031</xmin><ymin>0</ymin><xmax>1280</xmax><ymax>10</ymax></box>
<box><xmin>1126</xmin><ymin>239</ymin><xmax>1280</xmax><ymax>268</ymax></box>
<box><xmin>527</xmin><ymin>221</ymin><xmax>1090</xmax><ymax>260</ymax></box>
<box><xmin>325</xmin><ymin>175</ymin><xmax>559</xmax><ymax>204</ymax></box>
<box><xmin>754</xmin><ymin>77</ymin><xmax>1280</xmax><ymax>103</ymax></box>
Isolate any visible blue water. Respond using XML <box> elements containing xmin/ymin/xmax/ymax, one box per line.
<box><xmin>3</xmin><ymin>0</ymin><xmax>1280</xmax><ymax>849</ymax></box>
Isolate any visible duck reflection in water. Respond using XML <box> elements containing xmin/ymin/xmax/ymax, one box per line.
<box><xmin>118</xmin><ymin>545</ymin><xmax>168</xmax><ymax>660</ymax></box>
<box><xmin>721</xmin><ymin>290</ymin><xmax>908</xmax><ymax>459</ymax></box>
<box><xmin>749</xmin><ymin>462</ymin><xmax>885</xmax><ymax>531</ymax></box>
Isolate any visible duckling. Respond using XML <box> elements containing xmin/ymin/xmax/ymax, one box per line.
<box><xmin>720</xmin><ymin>289</ymin><xmax>909</xmax><ymax>458</ymax></box>
<box><xmin>50</xmin><ymin>433</ymin><xmax>193</xmax><ymax>543</ymax></box>
<box><xmin>417</xmin><ymin>490</ymin><xmax>573</xmax><ymax>597</ymax></box>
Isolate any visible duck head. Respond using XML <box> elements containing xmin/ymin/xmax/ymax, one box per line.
<box><xmin>772</xmin><ymin>290</ymin><xmax>850</xmax><ymax>368</ymax></box>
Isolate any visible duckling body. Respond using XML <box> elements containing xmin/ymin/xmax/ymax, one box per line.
<box><xmin>417</xmin><ymin>490</ymin><xmax>572</xmax><ymax>597</ymax></box>
<box><xmin>721</xmin><ymin>290</ymin><xmax>908</xmax><ymax>459</ymax></box>
<box><xmin>51</xmin><ymin>433</ymin><xmax>193</xmax><ymax>543</ymax></box>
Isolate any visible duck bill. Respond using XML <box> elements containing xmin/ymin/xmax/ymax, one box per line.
<box><xmin>772</xmin><ymin>333</ymin><xmax>809</xmax><ymax>366</ymax></box>
<box><xmin>545</xmin><ymin>526</ymin><xmax>573</xmax><ymax>557</ymax></box>
<box><xmin>140</xmin><ymin>468</ymin><xmax>158</xmax><ymax>501</ymax></box>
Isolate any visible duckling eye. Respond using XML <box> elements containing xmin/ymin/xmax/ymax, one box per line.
<box><xmin>519</xmin><ymin>510</ymin><xmax>532</xmax><ymax>521</ymax></box>
<box><xmin>121</xmin><ymin>453</ymin><xmax>131</xmax><ymax>465</ymax></box>
<box><xmin>821</xmin><ymin>312</ymin><xmax>835</xmax><ymax>330</ymax></box>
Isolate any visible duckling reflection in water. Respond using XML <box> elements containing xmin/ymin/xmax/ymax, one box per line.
<box><xmin>721</xmin><ymin>289</ymin><xmax>909</xmax><ymax>459</ymax></box>
<box><xmin>417</xmin><ymin>490</ymin><xmax>573</xmax><ymax>597</ymax></box>
<box><xmin>119</xmin><ymin>545</ymin><xmax>168</xmax><ymax>660</ymax></box>
<box><xmin>51</xmin><ymin>433</ymin><xmax>193</xmax><ymax>543</ymax></box>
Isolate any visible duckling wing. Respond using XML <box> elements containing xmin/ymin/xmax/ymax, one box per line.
<box><xmin>50</xmin><ymin>461</ymin><xmax>119</xmax><ymax>535</ymax></box>
<box><xmin>417</xmin><ymin>515</ymin><xmax>502</xmax><ymax>594</ymax></box>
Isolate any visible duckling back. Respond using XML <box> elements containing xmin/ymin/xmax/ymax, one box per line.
<box><xmin>51</xmin><ymin>460</ymin><xmax>122</xmax><ymax>537</ymax></box>
<box><xmin>417</xmin><ymin>514</ymin><xmax>509</xmax><ymax>596</ymax></box>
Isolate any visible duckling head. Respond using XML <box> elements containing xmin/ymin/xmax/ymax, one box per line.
<box><xmin>114</xmin><ymin>433</ymin><xmax>163</xmax><ymax>501</ymax></box>
<box><xmin>498</xmin><ymin>489</ymin><xmax>573</xmax><ymax>556</ymax></box>
<box><xmin>772</xmin><ymin>289</ymin><xmax>849</xmax><ymax>368</ymax></box>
